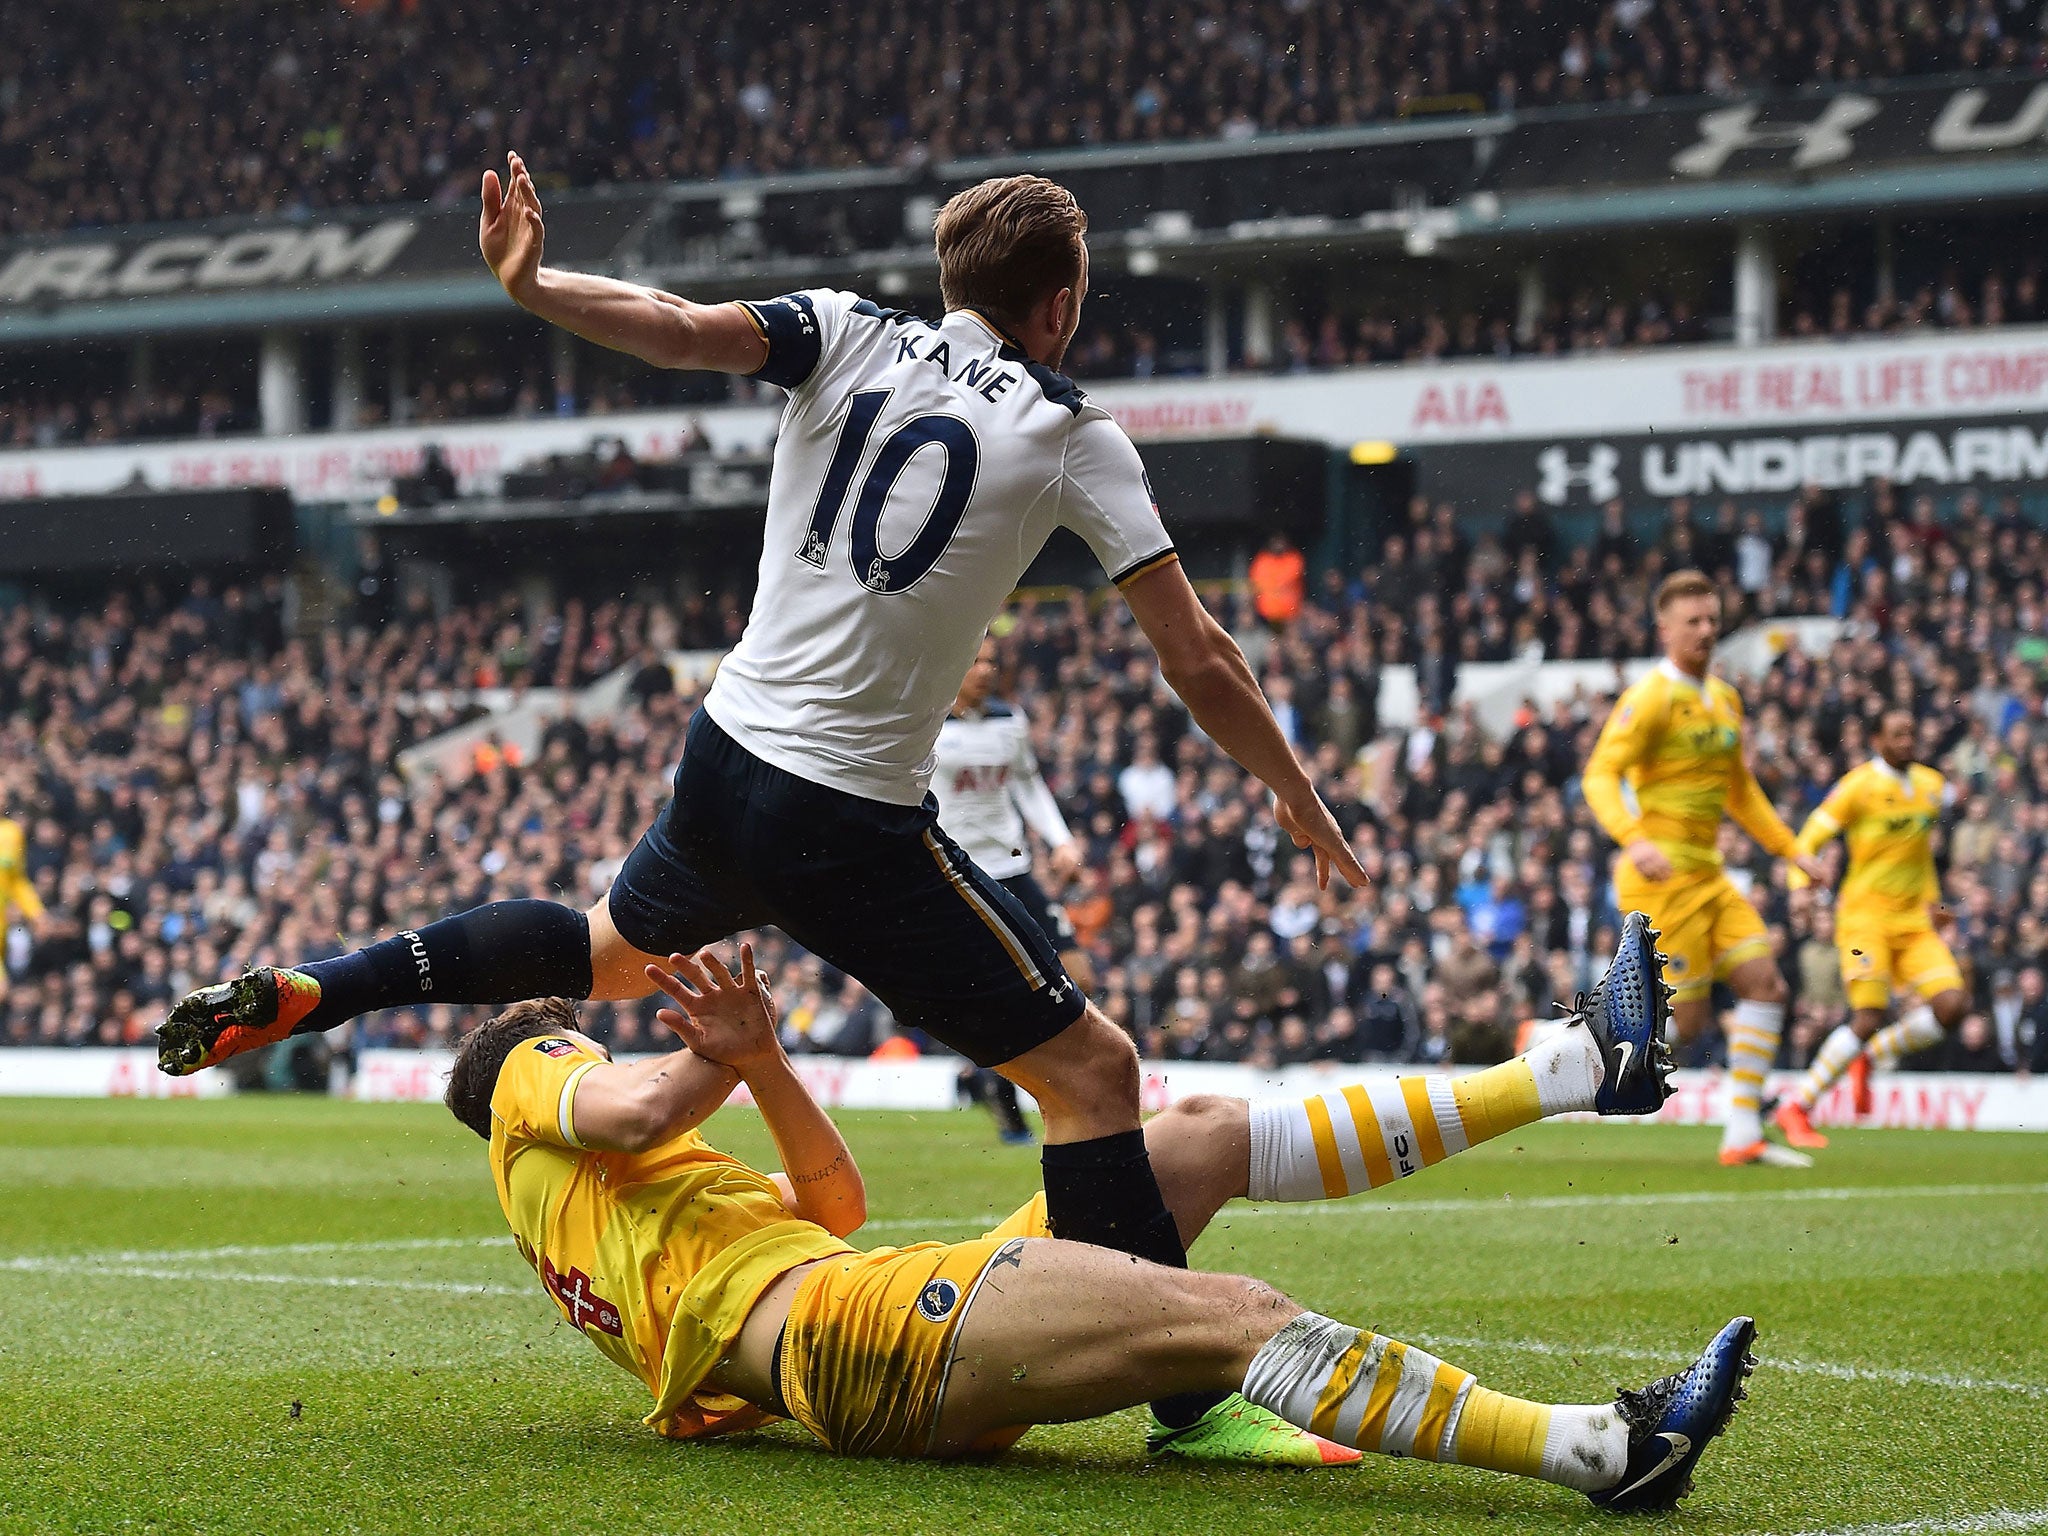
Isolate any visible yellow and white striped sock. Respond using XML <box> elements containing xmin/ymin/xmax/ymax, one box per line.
<box><xmin>1241</xmin><ymin>1313</ymin><xmax>1626</xmax><ymax>1491</ymax></box>
<box><xmin>1792</xmin><ymin>1023</ymin><xmax>1864</xmax><ymax>1111</ymax></box>
<box><xmin>1868</xmin><ymin>1006</ymin><xmax>1943</xmax><ymax>1068</ymax></box>
<box><xmin>1246</xmin><ymin>1031</ymin><xmax>1602</xmax><ymax>1202</ymax></box>
<box><xmin>1722</xmin><ymin>999</ymin><xmax>1783</xmax><ymax>1149</ymax></box>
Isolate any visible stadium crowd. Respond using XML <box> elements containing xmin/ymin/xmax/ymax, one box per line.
<box><xmin>5</xmin><ymin>478</ymin><xmax>2047</xmax><ymax>1077</ymax></box>
<box><xmin>6</xmin><ymin>0</ymin><xmax>2043</xmax><ymax>239</ymax></box>
<box><xmin>1061</xmin><ymin>261</ymin><xmax>2046</xmax><ymax>379</ymax></box>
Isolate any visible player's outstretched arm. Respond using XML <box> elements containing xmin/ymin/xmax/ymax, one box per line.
<box><xmin>1120</xmin><ymin>560</ymin><xmax>1367</xmax><ymax>890</ymax></box>
<box><xmin>1785</xmin><ymin>798</ymin><xmax>1843</xmax><ymax>891</ymax></box>
<box><xmin>480</xmin><ymin>151</ymin><xmax>768</xmax><ymax>373</ymax></box>
<box><xmin>648</xmin><ymin>946</ymin><xmax>867</xmax><ymax>1237</ymax></box>
<box><xmin>1728</xmin><ymin>738</ymin><xmax>1821</xmax><ymax>880</ymax></box>
<box><xmin>565</xmin><ymin>1045</ymin><xmax>742</xmax><ymax>1154</ymax></box>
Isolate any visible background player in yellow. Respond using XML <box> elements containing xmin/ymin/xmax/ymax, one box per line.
<box><xmin>1771</xmin><ymin>707</ymin><xmax>1968</xmax><ymax>1149</ymax></box>
<box><xmin>439</xmin><ymin>924</ymin><xmax>1754</xmax><ymax>1510</ymax></box>
<box><xmin>1581</xmin><ymin>571</ymin><xmax>1825</xmax><ymax>1168</ymax></box>
<box><xmin>0</xmin><ymin>780</ymin><xmax>45</xmax><ymax>1008</ymax></box>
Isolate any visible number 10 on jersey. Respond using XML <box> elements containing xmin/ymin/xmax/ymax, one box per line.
<box><xmin>798</xmin><ymin>389</ymin><xmax>981</xmax><ymax>594</ymax></box>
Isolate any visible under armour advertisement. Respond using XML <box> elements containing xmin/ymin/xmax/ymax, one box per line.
<box><xmin>1486</xmin><ymin>74</ymin><xmax>2048</xmax><ymax>192</ymax></box>
<box><xmin>1404</xmin><ymin>413</ymin><xmax>2048</xmax><ymax>510</ymax></box>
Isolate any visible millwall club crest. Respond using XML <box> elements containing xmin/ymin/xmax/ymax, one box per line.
<box><xmin>916</xmin><ymin>1277</ymin><xmax>961</xmax><ymax>1323</ymax></box>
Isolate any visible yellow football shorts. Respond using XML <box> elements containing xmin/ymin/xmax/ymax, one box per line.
<box><xmin>1613</xmin><ymin>862</ymin><xmax>1772</xmax><ymax>1002</ymax></box>
<box><xmin>778</xmin><ymin>1195</ymin><xmax>1050</xmax><ymax>1458</ymax></box>
<box><xmin>1837</xmin><ymin>907</ymin><xmax>1964</xmax><ymax>1012</ymax></box>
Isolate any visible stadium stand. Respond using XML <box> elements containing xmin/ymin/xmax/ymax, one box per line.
<box><xmin>5</xmin><ymin>250</ymin><xmax>2040</xmax><ymax>441</ymax></box>
<box><xmin>6</xmin><ymin>487</ymin><xmax>2044</xmax><ymax>1077</ymax></box>
<box><xmin>5</xmin><ymin>0</ymin><xmax>2044</xmax><ymax>238</ymax></box>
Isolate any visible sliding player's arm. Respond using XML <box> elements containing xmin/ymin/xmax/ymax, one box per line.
<box><xmin>566</xmin><ymin>1047</ymin><xmax>742</xmax><ymax>1154</ymax></box>
<box><xmin>647</xmin><ymin>946</ymin><xmax>867</xmax><ymax>1238</ymax></box>
<box><xmin>480</xmin><ymin>151</ymin><xmax>767</xmax><ymax>373</ymax></box>
<box><xmin>1581</xmin><ymin>684</ymin><xmax>1667</xmax><ymax>879</ymax></box>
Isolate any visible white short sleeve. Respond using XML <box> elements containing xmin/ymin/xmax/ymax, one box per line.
<box><xmin>1058</xmin><ymin>410</ymin><xmax>1177</xmax><ymax>587</ymax></box>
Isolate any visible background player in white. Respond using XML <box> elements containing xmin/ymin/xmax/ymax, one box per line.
<box><xmin>159</xmin><ymin>153</ymin><xmax>1368</xmax><ymax>1456</ymax></box>
<box><xmin>935</xmin><ymin>634</ymin><xmax>1092</xmax><ymax>1143</ymax></box>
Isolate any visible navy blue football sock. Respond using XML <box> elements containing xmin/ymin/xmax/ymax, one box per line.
<box><xmin>294</xmin><ymin>900</ymin><xmax>593</xmax><ymax>1033</ymax></box>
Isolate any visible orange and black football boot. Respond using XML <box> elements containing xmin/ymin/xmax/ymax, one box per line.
<box><xmin>155</xmin><ymin>968</ymin><xmax>323</xmax><ymax>1076</ymax></box>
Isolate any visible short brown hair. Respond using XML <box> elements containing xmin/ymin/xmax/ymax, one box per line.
<box><xmin>444</xmin><ymin>996</ymin><xmax>582</xmax><ymax>1140</ymax></box>
<box><xmin>934</xmin><ymin>176</ymin><xmax>1088</xmax><ymax>326</ymax></box>
<box><xmin>1654</xmin><ymin>570</ymin><xmax>1718</xmax><ymax>612</ymax></box>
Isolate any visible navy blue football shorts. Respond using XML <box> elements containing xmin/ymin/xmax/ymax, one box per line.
<box><xmin>609</xmin><ymin>710</ymin><xmax>1084</xmax><ymax>1068</ymax></box>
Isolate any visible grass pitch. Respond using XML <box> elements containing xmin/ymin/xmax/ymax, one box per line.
<box><xmin>2</xmin><ymin>1099</ymin><xmax>2043</xmax><ymax>1536</ymax></box>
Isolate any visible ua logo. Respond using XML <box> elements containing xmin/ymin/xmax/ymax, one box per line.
<box><xmin>1536</xmin><ymin>443</ymin><xmax>1621</xmax><ymax>505</ymax></box>
<box><xmin>1671</xmin><ymin>96</ymin><xmax>1880</xmax><ymax>177</ymax></box>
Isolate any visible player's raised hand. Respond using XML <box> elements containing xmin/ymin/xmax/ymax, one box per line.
<box><xmin>646</xmin><ymin>943</ymin><xmax>781</xmax><ymax>1074</ymax></box>
<box><xmin>479</xmin><ymin>150</ymin><xmax>545</xmax><ymax>302</ymax></box>
<box><xmin>1276</xmin><ymin>787</ymin><xmax>1370</xmax><ymax>891</ymax></box>
<box><xmin>1791</xmin><ymin>851</ymin><xmax>1828</xmax><ymax>885</ymax></box>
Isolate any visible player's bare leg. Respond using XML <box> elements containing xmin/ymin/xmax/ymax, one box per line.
<box><xmin>930</xmin><ymin>1239</ymin><xmax>1753</xmax><ymax>1510</ymax></box>
<box><xmin>581</xmin><ymin>895</ymin><xmax>671</xmax><ymax>1000</ymax></box>
<box><xmin>997</xmin><ymin>1003</ymin><xmax>1140</xmax><ymax>1145</ymax></box>
<box><xmin>998</xmin><ymin>1000</ymin><xmax>1281</xmax><ymax>1446</ymax></box>
<box><xmin>158</xmin><ymin>894</ymin><xmax>656</xmax><ymax>1075</ymax></box>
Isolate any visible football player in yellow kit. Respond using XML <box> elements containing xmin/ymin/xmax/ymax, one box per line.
<box><xmin>431</xmin><ymin>925</ymin><xmax>1757</xmax><ymax>1512</ymax></box>
<box><xmin>1581</xmin><ymin>571</ymin><xmax>1827</xmax><ymax>1168</ymax></box>
<box><xmin>1770</xmin><ymin>707</ymin><xmax>1969</xmax><ymax>1149</ymax></box>
<box><xmin>0</xmin><ymin>792</ymin><xmax>45</xmax><ymax>1006</ymax></box>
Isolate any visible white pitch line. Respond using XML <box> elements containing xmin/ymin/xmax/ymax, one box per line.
<box><xmin>4</xmin><ymin>1181</ymin><xmax>2039</xmax><ymax>1265</ymax></box>
<box><xmin>1</xmin><ymin>1255</ymin><xmax>529</xmax><ymax>1298</ymax></box>
<box><xmin>1789</xmin><ymin>1508</ymin><xmax>2048</xmax><ymax>1536</ymax></box>
<box><xmin>6</xmin><ymin>1246</ymin><xmax>2042</xmax><ymax>1402</ymax></box>
<box><xmin>1416</xmin><ymin>1332</ymin><xmax>2048</xmax><ymax>1401</ymax></box>
<box><xmin>0</xmin><ymin>1235</ymin><xmax>508</xmax><ymax>1268</ymax></box>
<box><xmin>856</xmin><ymin>1179</ymin><xmax>2048</xmax><ymax>1232</ymax></box>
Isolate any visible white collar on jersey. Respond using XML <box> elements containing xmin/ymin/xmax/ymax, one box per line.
<box><xmin>1869</xmin><ymin>756</ymin><xmax>1917</xmax><ymax>791</ymax></box>
<box><xmin>1656</xmin><ymin>657</ymin><xmax>1710</xmax><ymax>692</ymax></box>
<box><xmin>953</xmin><ymin>308</ymin><xmax>1029</xmax><ymax>356</ymax></box>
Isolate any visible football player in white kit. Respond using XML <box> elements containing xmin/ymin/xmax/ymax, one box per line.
<box><xmin>160</xmin><ymin>155</ymin><xmax>1368</xmax><ymax>1461</ymax></box>
<box><xmin>935</xmin><ymin>634</ymin><xmax>1092</xmax><ymax>1144</ymax></box>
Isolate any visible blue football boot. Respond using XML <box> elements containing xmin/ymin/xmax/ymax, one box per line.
<box><xmin>1591</xmin><ymin>1316</ymin><xmax>1758</xmax><ymax>1512</ymax></box>
<box><xmin>1573</xmin><ymin>910</ymin><xmax>1676</xmax><ymax>1116</ymax></box>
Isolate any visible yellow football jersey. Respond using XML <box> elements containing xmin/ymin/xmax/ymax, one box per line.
<box><xmin>489</xmin><ymin>1035</ymin><xmax>854</xmax><ymax>1438</ymax></box>
<box><xmin>1792</xmin><ymin>759</ymin><xmax>1948</xmax><ymax>911</ymax></box>
<box><xmin>1582</xmin><ymin>661</ymin><xmax>1798</xmax><ymax>876</ymax></box>
<box><xmin>0</xmin><ymin>817</ymin><xmax>43</xmax><ymax>923</ymax></box>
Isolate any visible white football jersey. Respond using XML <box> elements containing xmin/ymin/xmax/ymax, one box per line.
<box><xmin>703</xmin><ymin>292</ymin><xmax>1176</xmax><ymax>805</ymax></box>
<box><xmin>932</xmin><ymin>700</ymin><xmax>1074</xmax><ymax>881</ymax></box>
